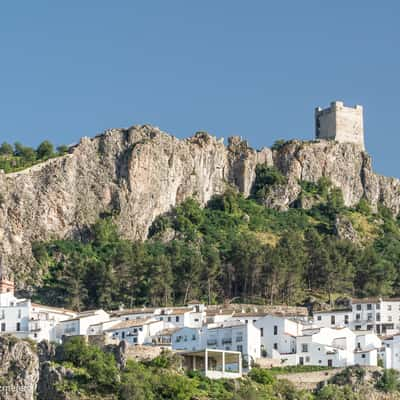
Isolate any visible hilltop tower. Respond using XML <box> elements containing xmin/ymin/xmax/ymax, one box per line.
<box><xmin>315</xmin><ymin>101</ymin><xmax>364</xmax><ymax>150</ymax></box>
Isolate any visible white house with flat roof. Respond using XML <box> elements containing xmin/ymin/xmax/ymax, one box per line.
<box><xmin>351</xmin><ymin>298</ymin><xmax>400</xmax><ymax>334</ymax></box>
<box><xmin>172</xmin><ymin>320</ymin><xmax>260</xmax><ymax>364</ymax></box>
<box><xmin>182</xmin><ymin>349</ymin><xmax>242</xmax><ymax>379</ymax></box>
<box><xmin>285</xmin><ymin>327</ymin><xmax>381</xmax><ymax>368</ymax></box>
<box><xmin>313</xmin><ymin>309</ymin><xmax>352</xmax><ymax>329</ymax></box>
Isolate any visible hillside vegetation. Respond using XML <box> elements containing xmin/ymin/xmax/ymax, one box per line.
<box><xmin>31</xmin><ymin>165</ymin><xmax>400</xmax><ymax>311</ymax></box>
<box><xmin>0</xmin><ymin>140</ymin><xmax>68</xmax><ymax>173</ymax></box>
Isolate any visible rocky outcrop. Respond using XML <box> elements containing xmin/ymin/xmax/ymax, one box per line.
<box><xmin>37</xmin><ymin>362</ymin><xmax>68</xmax><ymax>400</ymax></box>
<box><xmin>334</xmin><ymin>215</ymin><xmax>359</xmax><ymax>243</ymax></box>
<box><xmin>0</xmin><ymin>336</ymin><xmax>39</xmax><ymax>400</ymax></box>
<box><xmin>0</xmin><ymin>127</ymin><xmax>399</xmax><ymax>280</ymax></box>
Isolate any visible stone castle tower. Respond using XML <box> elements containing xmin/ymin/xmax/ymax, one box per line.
<box><xmin>315</xmin><ymin>101</ymin><xmax>365</xmax><ymax>150</ymax></box>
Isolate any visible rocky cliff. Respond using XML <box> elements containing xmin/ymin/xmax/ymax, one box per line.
<box><xmin>0</xmin><ymin>336</ymin><xmax>38</xmax><ymax>400</ymax></box>
<box><xmin>0</xmin><ymin>125</ymin><xmax>399</xmax><ymax>281</ymax></box>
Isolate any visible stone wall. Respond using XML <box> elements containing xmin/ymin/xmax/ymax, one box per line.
<box><xmin>124</xmin><ymin>344</ymin><xmax>166</xmax><ymax>361</ymax></box>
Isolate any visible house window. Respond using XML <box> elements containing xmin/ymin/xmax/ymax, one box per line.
<box><xmin>331</xmin><ymin>316</ymin><xmax>335</xmax><ymax>325</ymax></box>
<box><xmin>355</xmin><ymin>325</ymin><xmax>361</xmax><ymax>330</ymax></box>
<box><xmin>1</xmin><ymin>310</ymin><xmax>4</xmax><ymax>319</ymax></box>
<box><xmin>34</xmin><ymin>333</ymin><xmax>37</xmax><ymax>338</ymax></box>
<box><xmin>376</xmin><ymin>303</ymin><xmax>380</xmax><ymax>310</ymax></box>
<box><xmin>356</xmin><ymin>304</ymin><xmax>362</xmax><ymax>311</ymax></box>
<box><xmin>367</xmin><ymin>304</ymin><xmax>372</xmax><ymax>310</ymax></box>
<box><xmin>306</xmin><ymin>356</ymin><xmax>310</xmax><ymax>362</ymax></box>
<box><xmin>273</xmin><ymin>343</ymin><xmax>278</xmax><ymax>350</ymax></box>
<box><xmin>253</xmin><ymin>320</ymin><xmax>256</xmax><ymax>323</ymax></box>
<box><xmin>260</xmin><ymin>328</ymin><xmax>264</xmax><ymax>337</ymax></box>
<box><xmin>237</xmin><ymin>345</ymin><xmax>243</xmax><ymax>353</ymax></box>
<box><xmin>388</xmin><ymin>305</ymin><xmax>392</xmax><ymax>311</ymax></box>
<box><xmin>176</xmin><ymin>316</ymin><xmax>179</xmax><ymax>322</ymax></box>
<box><xmin>245</xmin><ymin>320</ymin><xmax>248</xmax><ymax>324</ymax></box>
<box><xmin>302</xmin><ymin>344</ymin><xmax>308</xmax><ymax>353</ymax></box>
<box><xmin>236</xmin><ymin>336</ymin><xmax>243</xmax><ymax>342</ymax></box>
<box><xmin>192</xmin><ymin>334</ymin><xmax>196</xmax><ymax>341</ymax></box>
<box><xmin>388</xmin><ymin>316</ymin><xmax>393</xmax><ymax>322</ymax></box>
<box><xmin>16</xmin><ymin>322</ymin><xmax>21</xmax><ymax>332</ymax></box>
<box><xmin>273</xmin><ymin>325</ymin><xmax>278</xmax><ymax>335</ymax></box>
<box><xmin>376</xmin><ymin>313</ymin><xmax>381</xmax><ymax>321</ymax></box>
<box><xmin>122</xmin><ymin>332</ymin><xmax>125</xmax><ymax>339</ymax></box>
<box><xmin>160</xmin><ymin>317</ymin><xmax>163</xmax><ymax>321</ymax></box>
<box><xmin>361</xmin><ymin>354</ymin><xmax>366</xmax><ymax>359</ymax></box>
<box><xmin>168</xmin><ymin>317</ymin><xmax>171</xmax><ymax>322</ymax></box>
<box><xmin>345</xmin><ymin>315</ymin><xmax>349</xmax><ymax>324</ymax></box>
<box><xmin>1</xmin><ymin>323</ymin><xmax>5</xmax><ymax>332</ymax></box>
<box><xmin>367</xmin><ymin>325</ymin><xmax>373</xmax><ymax>331</ymax></box>
<box><xmin>356</xmin><ymin>314</ymin><xmax>361</xmax><ymax>321</ymax></box>
<box><xmin>367</xmin><ymin>313</ymin><xmax>372</xmax><ymax>321</ymax></box>
<box><xmin>317</xmin><ymin>316</ymin><xmax>322</xmax><ymax>321</ymax></box>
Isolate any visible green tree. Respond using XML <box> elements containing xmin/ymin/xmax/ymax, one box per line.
<box><xmin>375</xmin><ymin>369</ymin><xmax>400</xmax><ymax>393</ymax></box>
<box><xmin>36</xmin><ymin>140</ymin><xmax>54</xmax><ymax>159</ymax></box>
<box><xmin>56</xmin><ymin>144</ymin><xmax>69</xmax><ymax>155</ymax></box>
<box><xmin>316</xmin><ymin>384</ymin><xmax>360</xmax><ymax>400</ymax></box>
<box><xmin>14</xmin><ymin>142</ymin><xmax>36</xmax><ymax>162</ymax></box>
<box><xmin>0</xmin><ymin>142</ymin><xmax>13</xmax><ymax>155</ymax></box>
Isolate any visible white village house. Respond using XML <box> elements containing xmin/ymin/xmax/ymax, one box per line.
<box><xmin>0</xmin><ymin>275</ymin><xmax>394</xmax><ymax>377</ymax></box>
<box><xmin>172</xmin><ymin>320</ymin><xmax>261</xmax><ymax>364</ymax></box>
<box><xmin>0</xmin><ymin>278</ymin><xmax>76</xmax><ymax>342</ymax></box>
<box><xmin>104</xmin><ymin>317</ymin><xmax>164</xmax><ymax>345</ymax></box>
<box><xmin>56</xmin><ymin>309</ymin><xmax>110</xmax><ymax>340</ymax></box>
<box><xmin>255</xmin><ymin>315</ymin><xmax>304</xmax><ymax>358</ymax></box>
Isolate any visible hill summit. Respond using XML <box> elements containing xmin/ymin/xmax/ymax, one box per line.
<box><xmin>0</xmin><ymin>123</ymin><xmax>399</xmax><ymax>278</ymax></box>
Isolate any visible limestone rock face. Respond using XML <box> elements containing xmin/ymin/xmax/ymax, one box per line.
<box><xmin>272</xmin><ymin>140</ymin><xmax>400</xmax><ymax>213</ymax></box>
<box><xmin>36</xmin><ymin>362</ymin><xmax>68</xmax><ymax>400</ymax></box>
<box><xmin>334</xmin><ymin>215</ymin><xmax>359</xmax><ymax>243</ymax></box>
<box><xmin>0</xmin><ymin>336</ymin><xmax>39</xmax><ymax>400</ymax></box>
<box><xmin>0</xmin><ymin>127</ymin><xmax>399</xmax><ymax>280</ymax></box>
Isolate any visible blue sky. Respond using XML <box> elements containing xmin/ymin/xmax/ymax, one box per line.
<box><xmin>0</xmin><ymin>1</ymin><xmax>399</xmax><ymax>176</ymax></box>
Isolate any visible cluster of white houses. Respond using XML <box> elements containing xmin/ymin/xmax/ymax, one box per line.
<box><xmin>3</xmin><ymin>277</ymin><xmax>400</xmax><ymax>378</ymax></box>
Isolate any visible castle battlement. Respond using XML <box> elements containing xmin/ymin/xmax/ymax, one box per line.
<box><xmin>315</xmin><ymin>101</ymin><xmax>365</xmax><ymax>150</ymax></box>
